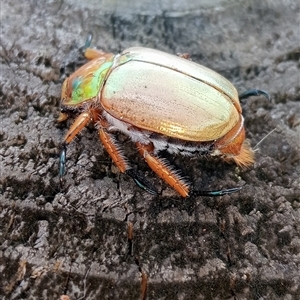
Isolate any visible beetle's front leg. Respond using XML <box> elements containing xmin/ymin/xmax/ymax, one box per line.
<box><xmin>79</xmin><ymin>34</ymin><xmax>114</xmax><ymax>61</ymax></box>
<box><xmin>84</xmin><ymin>48</ymin><xmax>114</xmax><ymax>61</ymax></box>
<box><xmin>62</xmin><ymin>111</ymin><xmax>93</xmax><ymax>145</ymax></box>
<box><xmin>136</xmin><ymin>142</ymin><xmax>190</xmax><ymax>197</ymax></box>
<box><xmin>59</xmin><ymin>111</ymin><xmax>93</xmax><ymax>183</ymax></box>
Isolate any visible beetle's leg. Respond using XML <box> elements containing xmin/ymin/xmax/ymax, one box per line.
<box><xmin>59</xmin><ymin>111</ymin><xmax>93</xmax><ymax>182</ymax></box>
<box><xmin>84</xmin><ymin>48</ymin><xmax>114</xmax><ymax>61</ymax></box>
<box><xmin>63</xmin><ymin>111</ymin><xmax>93</xmax><ymax>145</ymax></box>
<box><xmin>126</xmin><ymin>169</ymin><xmax>158</xmax><ymax>195</ymax></box>
<box><xmin>177</xmin><ymin>53</ymin><xmax>191</xmax><ymax>59</ymax></box>
<box><xmin>137</xmin><ymin>142</ymin><xmax>243</xmax><ymax>198</ymax></box>
<box><xmin>81</xmin><ymin>33</ymin><xmax>93</xmax><ymax>51</ymax></box>
<box><xmin>98</xmin><ymin>123</ymin><xmax>158</xmax><ymax>194</ymax></box>
<box><xmin>98</xmin><ymin>128</ymin><xmax>130</xmax><ymax>173</ymax></box>
<box><xmin>136</xmin><ymin>142</ymin><xmax>190</xmax><ymax>197</ymax></box>
<box><xmin>98</xmin><ymin>118</ymin><xmax>130</xmax><ymax>173</ymax></box>
<box><xmin>239</xmin><ymin>89</ymin><xmax>270</xmax><ymax>101</ymax></box>
<box><xmin>59</xmin><ymin>144</ymin><xmax>67</xmax><ymax>185</ymax></box>
<box><xmin>192</xmin><ymin>186</ymin><xmax>243</xmax><ymax>197</ymax></box>
<box><xmin>78</xmin><ymin>33</ymin><xmax>114</xmax><ymax>61</ymax></box>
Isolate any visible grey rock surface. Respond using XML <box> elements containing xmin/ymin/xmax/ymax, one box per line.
<box><xmin>0</xmin><ymin>0</ymin><xmax>299</xmax><ymax>299</ymax></box>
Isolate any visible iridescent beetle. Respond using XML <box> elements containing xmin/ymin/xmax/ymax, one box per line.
<box><xmin>58</xmin><ymin>36</ymin><xmax>269</xmax><ymax>197</ymax></box>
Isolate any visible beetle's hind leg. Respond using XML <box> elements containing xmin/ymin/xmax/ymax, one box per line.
<box><xmin>136</xmin><ymin>142</ymin><xmax>190</xmax><ymax>197</ymax></box>
<box><xmin>136</xmin><ymin>141</ymin><xmax>243</xmax><ymax>198</ymax></box>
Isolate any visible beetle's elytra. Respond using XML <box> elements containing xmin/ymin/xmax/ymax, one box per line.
<box><xmin>58</xmin><ymin>37</ymin><xmax>269</xmax><ymax>197</ymax></box>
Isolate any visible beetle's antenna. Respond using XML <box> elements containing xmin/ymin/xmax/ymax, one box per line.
<box><xmin>253</xmin><ymin>128</ymin><xmax>276</xmax><ymax>150</ymax></box>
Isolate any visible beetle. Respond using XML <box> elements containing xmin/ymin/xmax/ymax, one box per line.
<box><xmin>58</xmin><ymin>36</ymin><xmax>269</xmax><ymax>197</ymax></box>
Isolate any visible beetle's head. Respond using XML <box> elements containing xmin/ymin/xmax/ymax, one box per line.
<box><xmin>58</xmin><ymin>56</ymin><xmax>115</xmax><ymax>122</ymax></box>
<box><xmin>213</xmin><ymin>116</ymin><xmax>254</xmax><ymax>167</ymax></box>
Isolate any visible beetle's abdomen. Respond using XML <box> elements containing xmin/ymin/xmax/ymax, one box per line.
<box><xmin>101</xmin><ymin>60</ymin><xmax>240</xmax><ymax>142</ymax></box>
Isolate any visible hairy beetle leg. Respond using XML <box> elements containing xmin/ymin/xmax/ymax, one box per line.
<box><xmin>98</xmin><ymin>128</ymin><xmax>130</xmax><ymax>173</ymax></box>
<box><xmin>98</xmin><ymin>122</ymin><xmax>158</xmax><ymax>194</ymax></box>
<box><xmin>136</xmin><ymin>141</ymin><xmax>243</xmax><ymax>198</ymax></box>
<box><xmin>136</xmin><ymin>142</ymin><xmax>190</xmax><ymax>197</ymax></box>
